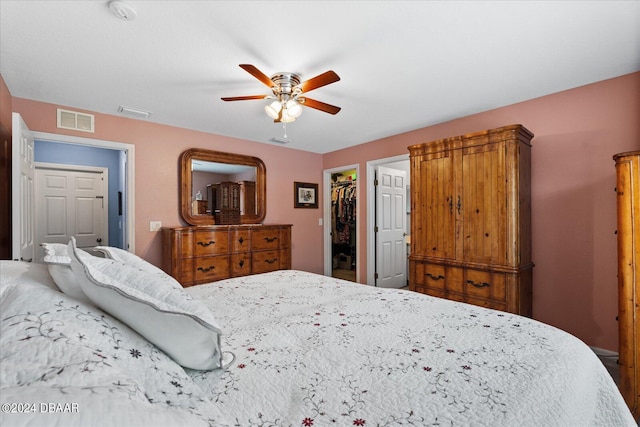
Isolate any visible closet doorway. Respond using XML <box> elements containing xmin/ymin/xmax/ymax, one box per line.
<box><xmin>323</xmin><ymin>164</ymin><xmax>359</xmax><ymax>282</ymax></box>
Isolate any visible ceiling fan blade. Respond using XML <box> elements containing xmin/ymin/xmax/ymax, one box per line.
<box><xmin>239</xmin><ymin>64</ymin><xmax>275</xmax><ymax>88</ymax></box>
<box><xmin>298</xmin><ymin>70</ymin><xmax>340</xmax><ymax>93</ymax></box>
<box><xmin>221</xmin><ymin>95</ymin><xmax>268</xmax><ymax>101</ymax></box>
<box><xmin>300</xmin><ymin>97</ymin><xmax>341</xmax><ymax>115</ymax></box>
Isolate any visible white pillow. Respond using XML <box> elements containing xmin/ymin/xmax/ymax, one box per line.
<box><xmin>94</xmin><ymin>245</ymin><xmax>181</xmax><ymax>288</ymax></box>
<box><xmin>40</xmin><ymin>242</ymin><xmax>93</xmax><ymax>304</ymax></box>
<box><xmin>68</xmin><ymin>238</ymin><xmax>224</xmax><ymax>370</ymax></box>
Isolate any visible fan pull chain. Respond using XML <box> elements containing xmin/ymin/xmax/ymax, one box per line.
<box><xmin>283</xmin><ymin>122</ymin><xmax>288</xmax><ymax>138</ymax></box>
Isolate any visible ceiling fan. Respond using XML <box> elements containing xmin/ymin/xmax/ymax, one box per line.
<box><xmin>221</xmin><ymin>64</ymin><xmax>341</xmax><ymax>123</ymax></box>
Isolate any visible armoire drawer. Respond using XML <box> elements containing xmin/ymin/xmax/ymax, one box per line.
<box><xmin>410</xmin><ymin>261</ymin><xmax>447</xmax><ymax>291</ymax></box>
<box><xmin>463</xmin><ymin>269</ymin><xmax>506</xmax><ymax>302</ymax></box>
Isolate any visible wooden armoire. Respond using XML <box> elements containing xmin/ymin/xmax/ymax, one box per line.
<box><xmin>614</xmin><ymin>150</ymin><xmax>639</xmax><ymax>420</ymax></box>
<box><xmin>408</xmin><ymin>124</ymin><xmax>533</xmax><ymax>316</ymax></box>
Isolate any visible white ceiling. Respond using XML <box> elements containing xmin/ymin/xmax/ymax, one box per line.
<box><xmin>1</xmin><ymin>1</ymin><xmax>638</xmax><ymax>154</ymax></box>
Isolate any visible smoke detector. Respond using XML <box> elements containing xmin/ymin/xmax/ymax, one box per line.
<box><xmin>109</xmin><ymin>0</ymin><xmax>137</xmax><ymax>21</ymax></box>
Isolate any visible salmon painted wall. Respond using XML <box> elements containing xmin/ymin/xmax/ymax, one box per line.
<box><xmin>323</xmin><ymin>72</ymin><xmax>640</xmax><ymax>351</ymax></box>
<box><xmin>0</xmin><ymin>75</ymin><xmax>11</xmax><ymax>131</ymax></box>
<box><xmin>9</xmin><ymin>95</ymin><xmax>325</xmax><ymax>274</ymax></box>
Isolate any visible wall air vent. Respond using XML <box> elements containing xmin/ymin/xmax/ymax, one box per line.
<box><xmin>117</xmin><ymin>106</ymin><xmax>152</xmax><ymax>119</ymax></box>
<box><xmin>57</xmin><ymin>108</ymin><xmax>95</xmax><ymax>133</ymax></box>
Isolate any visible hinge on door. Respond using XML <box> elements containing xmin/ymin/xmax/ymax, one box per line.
<box><xmin>374</xmin><ymin>179</ymin><xmax>378</xmax><ymax>186</ymax></box>
<box><xmin>375</xmin><ymin>272</ymin><xmax>378</xmax><ymax>279</ymax></box>
<box><xmin>374</xmin><ymin>226</ymin><xmax>378</xmax><ymax>233</ymax></box>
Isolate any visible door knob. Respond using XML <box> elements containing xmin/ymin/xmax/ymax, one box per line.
<box><xmin>97</xmin><ymin>238</ymin><xmax>102</xmax><ymax>243</ymax></box>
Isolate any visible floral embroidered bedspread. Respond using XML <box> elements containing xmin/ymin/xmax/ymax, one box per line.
<box><xmin>186</xmin><ymin>270</ymin><xmax>635</xmax><ymax>427</ymax></box>
<box><xmin>0</xmin><ymin>262</ymin><xmax>634</xmax><ymax>426</ymax></box>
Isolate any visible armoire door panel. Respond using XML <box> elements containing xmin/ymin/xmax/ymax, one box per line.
<box><xmin>461</xmin><ymin>143</ymin><xmax>506</xmax><ymax>265</ymax></box>
<box><xmin>413</xmin><ymin>151</ymin><xmax>456</xmax><ymax>260</ymax></box>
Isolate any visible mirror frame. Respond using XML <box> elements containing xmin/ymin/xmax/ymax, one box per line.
<box><xmin>180</xmin><ymin>148</ymin><xmax>266</xmax><ymax>225</ymax></box>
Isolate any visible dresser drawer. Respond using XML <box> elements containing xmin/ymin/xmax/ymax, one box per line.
<box><xmin>194</xmin><ymin>256</ymin><xmax>230</xmax><ymax>282</ymax></box>
<box><xmin>252</xmin><ymin>250</ymin><xmax>282</xmax><ymax>273</ymax></box>
<box><xmin>230</xmin><ymin>229</ymin><xmax>251</xmax><ymax>253</ymax></box>
<box><xmin>193</xmin><ymin>231</ymin><xmax>230</xmax><ymax>256</ymax></box>
<box><xmin>230</xmin><ymin>253</ymin><xmax>251</xmax><ymax>277</ymax></box>
<box><xmin>252</xmin><ymin>229</ymin><xmax>282</xmax><ymax>250</ymax></box>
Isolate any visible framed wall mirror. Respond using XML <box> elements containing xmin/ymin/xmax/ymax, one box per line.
<box><xmin>180</xmin><ymin>148</ymin><xmax>266</xmax><ymax>225</ymax></box>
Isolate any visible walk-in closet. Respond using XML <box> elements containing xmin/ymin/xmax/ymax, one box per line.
<box><xmin>331</xmin><ymin>170</ymin><xmax>357</xmax><ymax>282</ymax></box>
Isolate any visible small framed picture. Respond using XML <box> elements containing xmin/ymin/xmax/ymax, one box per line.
<box><xmin>294</xmin><ymin>182</ymin><xmax>318</xmax><ymax>208</ymax></box>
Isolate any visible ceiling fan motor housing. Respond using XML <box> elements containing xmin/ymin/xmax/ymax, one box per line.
<box><xmin>271</xmin><ymin>72</ymin><xmax>301</xmax><ymax>99</ymax></box>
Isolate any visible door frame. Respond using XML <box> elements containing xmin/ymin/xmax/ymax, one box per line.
<box><xmin>366</xmin><ymin>154</ymin><xmax>409</xmax><ymax>286</ymax></box>
<box><xmin>323</xmin><ymin>163</ymin><xmax>360</xmax><ymax>281</ymax></box>
<box><xmin>31</xmin><ymin>131</ymin><xmax>135</xmax><ymax>251</ymax></box>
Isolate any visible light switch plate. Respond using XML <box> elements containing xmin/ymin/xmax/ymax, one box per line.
<box><xmin>149</xmin><ymin>221</ymin><xmax>162</xmax><ymax>231</ymax></box>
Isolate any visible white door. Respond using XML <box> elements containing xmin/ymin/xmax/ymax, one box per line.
<box><xmin>11</xmin><ymin>113</ymin><xmax>35</xmax><ymax>262</ymax></box>
<box><xmin>35</xmin><ymin>166</ymin><xmax>108</xmax><ymax>262</ymax></box>
<box><xmin>375</xmin><ymin>165</ymin><xmax>407</xmax><ymax>288</ymax></box>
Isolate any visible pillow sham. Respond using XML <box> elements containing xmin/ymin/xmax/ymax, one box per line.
<box><xmin>68</xmin><ymin>237</ymin><xmax>224</xmax><ymax>370</ymax></box>
<box><xmin>41</xmin><ymin>242</ymin><xmax>93</xmax><ymax>304</ymax></box>
<box><xmin>94</xmin><ymin>245</ymin><xmax>181</xmax><ymax>289</ymax></box>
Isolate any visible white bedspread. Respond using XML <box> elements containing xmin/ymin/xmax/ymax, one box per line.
<box><xmin>1</xmin><ymin>262</ymin><xmax>635</xmax><ymax>426</ymax></box>
<box><xmin>186</xmin><ymin>270</ymin><xmax>635</xmax><ymax>427</ymax></box>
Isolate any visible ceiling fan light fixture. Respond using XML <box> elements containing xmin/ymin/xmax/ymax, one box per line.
<box><xmin>265</xmin><ymin>101</ymin><xmax>282</xmax><ymax>119</ymax></box>
<box><xmin>279</xmin><ymin>112</ymin><xmax>297</xmax><ymax>123</ymax></box>
<box><xmin>285</xmin><ymin>100</ymin><xmax>302</xmax><ymax>119</ymax></box>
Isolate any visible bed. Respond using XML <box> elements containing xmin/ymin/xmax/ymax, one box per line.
<box><xmin>0</xmin><ymin>242</ymin><xmax>636</xmax><ymax>427</ymax></box>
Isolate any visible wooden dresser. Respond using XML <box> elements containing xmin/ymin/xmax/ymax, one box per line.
<box><xmin>162</xmin><ymin>224</ymin><xmax>292</xmax><ymax>287</ymax></box>
<box><xmin>408</xmin><ymin>125</ymin><xmax>533</xmax><ymax>316</ymax></box>
<box><xmin>614</xmin><ymin>150</ymin><xmax>639</xmax><ymax>420</ymax></box>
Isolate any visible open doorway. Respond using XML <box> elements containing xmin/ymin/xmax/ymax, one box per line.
<box><xmin>330</xmin><ymin>169</ymin><xmax>357</xmax><ymax>282</ymax></box>
<box><xmin>30</xmin><ymin>129</ymin><xmax>135</xmax><ymax>253</ymax></box>
<box><xmin>34</xmin><ymin>140</ymin><xmax>126</xmax><ymax>250</ymax></box>
<box><xmin>323</xmin><ymin>164</ymin><xmax>359</xmax><ymax>282</ymax></box>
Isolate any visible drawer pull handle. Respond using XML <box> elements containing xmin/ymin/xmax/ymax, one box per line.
<box><xmin>238</xmin><ymin>237</ymin><xmax>244</xmax><ymax>244</ymax></box>
<box><xmin>197</xmin><ymin>240</ymin><xmax>215</xmax><ymax>247</ymax></box>
<box><xmin>197</xmin><ymin>266</ymin><xmax>216</xmax><ymax>272</ymax></box>
<box><xmin>264</xmin><ymin>237</ymin><xmax>278</xmax><ymax>243</ymax></box>
<box><xmin>238</xmin><ymin>260</ymin><xmax>245</xmax><ymax>267</ymax></box>
<box><xmin>426</xmin><ymin>273</ymin><xmax>445</xmax><ymax>281</ymax></box>
<box><xmin>467</xmin><ymin>280</ymin><xmax>490</xmax><ymax>288</ymax></box>
<box><xmin>265</xmin><ymin>258</ymin><xmax>278</xmax><ymax>264</ymax></box>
